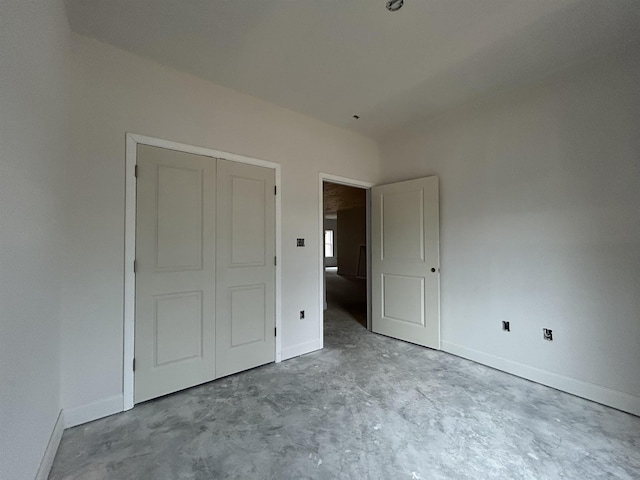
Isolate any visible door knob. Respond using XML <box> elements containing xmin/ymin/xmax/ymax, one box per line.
<box><xmin>431</xmin><ymin>267</ymin><xmax>437</xmax><ymax>273</ymax></box>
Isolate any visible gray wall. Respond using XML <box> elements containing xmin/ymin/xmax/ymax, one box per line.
<box><xmin>380</xmin><ymin>51</ymin><xmax>640</xmax><ymax>415</ymax></box>
<box><xmin>0</xmin><ymin>1</ymin><xmax>70</xmax><ymax>477</ymax></box>
<box><xmin>337</xmin><ymin>207</ymin><xmax>366</xmax><ymax>277</ymax></box>
<box><xmin>61</xmin><ymin>33</ymin><xmax>379</xmax><ymax>417</ymax></box>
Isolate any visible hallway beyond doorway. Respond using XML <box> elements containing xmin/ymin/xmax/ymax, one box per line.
<box><xmin>325</xmin><ymin>267</ymin><xmax>367</xmax><ymax>329</ymax></box>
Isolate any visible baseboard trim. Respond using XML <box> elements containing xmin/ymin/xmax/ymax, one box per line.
<box><xmin>281</xmin><ymin>338</ymin><xmax>322</xmax><ymax>361</ymax></box>
<box><xmin>63</xmin><ymin>394</ymin><xmax>123</xmax><ymax>428</ymax></box>
<box><xmin>441</xmin><ymin>341</ymin><xmax>640</xmax><ymax>417</ymax></box>
<box><xmin>35</xmin><ymin>409</ymin><xmax>64</xmax><ymax>480</ymax></box>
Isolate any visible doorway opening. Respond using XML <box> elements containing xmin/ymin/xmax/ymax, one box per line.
<box><xmin>323</xmin><ymin>181</ymin><xmax>369</xmax><ymax>330</ymax></box>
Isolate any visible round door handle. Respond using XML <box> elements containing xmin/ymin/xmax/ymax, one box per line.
<box><xmin>431</xmin><ymin>267</ymin><xmax>437</xmax><ymax>273</ymax></box>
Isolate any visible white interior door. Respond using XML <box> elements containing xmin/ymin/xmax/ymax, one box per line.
<box><xmin>215</xmin><ymin>159</ymin><xmax>276</xmax><ymax>378</ymax></box>
<box><xmin>135</xmin><ymin>145</ymin><xmax>216</xmax><ymax>403</ymax></box>
<box><xmin>371</xmin><ymin>176</ymin><xmax>440</xmax><ymax>349</ymax></box>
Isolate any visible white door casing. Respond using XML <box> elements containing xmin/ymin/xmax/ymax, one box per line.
<box><xmin>134</xmin><ymin>145</ymin><xmax>277</xmax><ymax>404</ymax></box>
<box><xmin>134</xmin><ymin>145</ymin><xmax>217</xmax><ymax>403</ymax></box>
<box><xmin>215</xmin><ymin>159</ymin><xmax>276</xmax><ymax>378</ymax></box>
<box><xmin>371</xmin><ymin>176</ymin><xmax>440</xmax><ymax>349</ymax></box>
<box><xmin>124</xmin><ymin>133</ymin><xmax>282</xmax><ymax>411</ymax></box>
<box><xmin>317</xmin><ymin>173</ymin><xmax>375</xmax><ymax>340</ymax></box>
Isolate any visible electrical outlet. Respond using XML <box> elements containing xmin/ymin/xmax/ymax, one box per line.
<box><xmin>299</xmin><ymin>310</ymin><xmax>305</xmax><ymax>319</ymax></box>
<box><xmin>543</xmin><ymin>328</ymin><xmax>553</xmax><ymax>341</ymax></box>
<box><xmin>502</xmin><ymin>321</ymin><xmax>510</xmax><ymax>332</ymax></box>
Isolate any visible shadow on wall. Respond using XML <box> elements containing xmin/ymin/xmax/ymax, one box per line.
<box><xmin>337</xmin><ymin>206</ymin><xmax>366</xmax><ymax>278</ymax></box>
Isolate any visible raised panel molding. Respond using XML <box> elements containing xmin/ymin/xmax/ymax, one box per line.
<box><xmin>156</xmin><ymin>165</ymin><xmax>203</xmax><ymax>271</ymax></box>
<box><xmin>230</xmin><ymin>176</ymin><xmax>266</xmax><ymax>267</ymax></box>
<box><xmin>230</xmin><ymin>284</ymin><xmax>266</xmax><ymax>347</ymax></box>
<box><xmin>381</xmin><ymin>189</ymin><xmax>424</xmax><ymax>262</ymax></box>
<box><xmin>382</xmin><ymin>274</ymin><xmax>425</xmax><ymax>326</ymax></box>
<box><xmin>154</xmin><ymin>291</ymin><xmax>204</xmax><ymax>366</ymax></box>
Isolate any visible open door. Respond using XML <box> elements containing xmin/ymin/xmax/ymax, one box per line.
<box><xmin>371</xmin><ymin>176</ymin><xmax>440</xmax><ymax>349</ymax></box>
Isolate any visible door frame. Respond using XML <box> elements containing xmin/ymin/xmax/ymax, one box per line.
<box><xmin>318</xmin><ymin>173</ymin><xmax>374</xmax><ymax>343</ymax></box>
<box><xmin>124</xmin><ymin>133</ymin><xmax>282</xmax><ymax>411</ymax></box>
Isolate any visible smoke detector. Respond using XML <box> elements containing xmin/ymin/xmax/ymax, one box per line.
<box><xmin>386</xmin><ymin>0</ymin><xmax>404</xmax><ymax>12</ymax></box>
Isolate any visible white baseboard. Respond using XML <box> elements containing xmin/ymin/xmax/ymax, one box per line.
<box><xmin>281</xmin><ymin>338</ymin><xmax>322</xmax><ymax>361</ymax></box>
<box><xmin>441</xmin><ymin>341</ymin><xmax>640</xmax><ymax>417</ymax></box>
<box><xmin>35</xmin><ymin>409</ymin><xmax>64</xmax><ymax>480</ymax></box>
<box><xmin>63</xmin><ymin>394</ymin><xmax>123</xmax><ymax>428</ymax></box>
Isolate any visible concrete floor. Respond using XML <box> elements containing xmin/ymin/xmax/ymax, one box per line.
<box><xmin>325</xmin><ymin>267</ymin><xmax>367</xmax><ymax>328</ymax></box>
<box><xmin>50</xmin><ymin>274</ymin><xmax>640</xmax><ymax>479</ymax></box>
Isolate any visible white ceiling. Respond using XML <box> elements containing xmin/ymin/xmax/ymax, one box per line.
<box><xmin>65</xmin><ymin>0</ymin><xmax>640</xmax><ymax>140</ymax></box>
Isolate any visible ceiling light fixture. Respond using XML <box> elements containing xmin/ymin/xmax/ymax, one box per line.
<box><xmin>386</xmin><ymin>0</ymin><xmax>404</xmax><ymax>12</ymax></box>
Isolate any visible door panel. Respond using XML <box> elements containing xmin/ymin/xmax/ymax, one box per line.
<box><xmin>154</xmin><ymin>291</ymin><xmax>203</xmax><ymax>365</ymax></box>
<box><xmin>372</xmin><ymin>176</ymin><xmax>440</xmax><ymax>349</ymax></box>
<box><xmin>135</xmin><ymin>145</ymin><xmax>216</xmax><ymax>403</ymax></box>
<box><xmin>216</xmin><ymin>159</ymin><xmax>276</xmax><ymax>378</ymax></box>
<box><xmin>230</xmin><ymin>176</ymin><xmax>266</xmax><ymax>266</ymax></box>
<box><xmin>230</xmin><ymin>284</ymin><xmax>266</xmax><ymax>346</ymax></box>
<box><xmin>382</xmin><ymin>274</ymin><xmax>425</xmax><ymax>326</ymax></box>
<box><xmin>382</xmin><ymin>189</ymin><xmax>424</xmax><ymax>261</ymax></box>
<box><xmin>156</xmin><ymin>165</ymin><xmax>203</xmax><ymax>270</ymax></box>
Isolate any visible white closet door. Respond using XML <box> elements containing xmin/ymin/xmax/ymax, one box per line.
<box><xmin>134</xmin><ymin>145</ymin><xmax>216</xmax><ymax>403</ymax></box>
<box><xmin>371</xmin><ymin>176</ymin><xmax>440</xmax><ymax>349</ymax></box>
<box><xmin>215</xmin><ymin>159</ymin><xmax>276</xmax><ymax>378</ymax></box>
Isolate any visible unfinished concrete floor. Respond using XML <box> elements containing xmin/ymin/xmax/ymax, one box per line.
<box><xmin>325</xmin><ymin>267</ymin><xmax>367</xmax><ymax>328</ymax></box>
<box><xmin>50</xmin><ymin>287</ymin><xmax>640</xmax><ymax>479</ymax></box>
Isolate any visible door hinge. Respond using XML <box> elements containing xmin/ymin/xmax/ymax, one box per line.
<box><xmin>134</xmin><ymin>165</ymin><xmax>138</xmax><ymax>178</ymax></box>
<box><xmin>133</xmin><ymin>358</ymin><xmax>136</xmax><ymax>371</ymax></box>
<box><xmin>274</xmin><ymin>256</ymin><xmax>277</xmax><ymax>266</ymax></box>
<box><xmin>133</xmin><ymin>260</ymin><xmax>137</xmax><ymax>273</ymax></box>
<box><xmin>274</xmin><ymin>185</ymin><xmax>277</xmax><ymax>195</ymax></box>
<box><xmin>274</xmin><ymin>327</ymin><xmax>277</xmax><ymax>337</ymax></box>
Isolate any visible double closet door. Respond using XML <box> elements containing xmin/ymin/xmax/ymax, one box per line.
<box><xmin>134</xmin><ymin>145</ymin><xmax>275</xmax><ymax>404</ymax></box>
